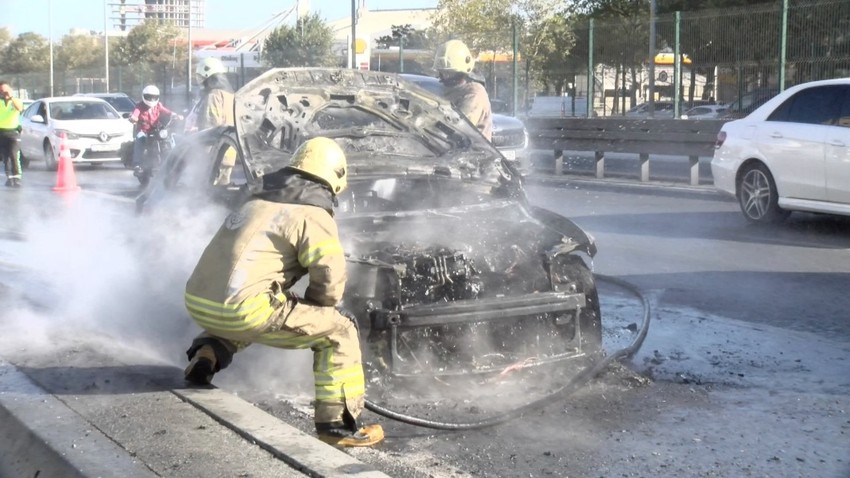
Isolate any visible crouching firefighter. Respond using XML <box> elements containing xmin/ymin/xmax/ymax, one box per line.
<box><xmin>182</xmin><ymin>137</ymin><xmax>384</xmax><ymax>447</ymax></box>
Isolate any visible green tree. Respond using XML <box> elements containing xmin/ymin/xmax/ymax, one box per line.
<box><xmin>125</xmin><ymin>20</ymin><xmax>184</xmax><ymax>65</ymax></box>
<box><xmin>2</xmin><ymin>32</ymin><xmax>50</xmax><ymax>74</ymax></box>
<box><xmin>56</xmin><ymin>34</ymin><xmax>104</xmax><ymax>70</ymax></box>
<box><xmin>375</xmin><ymin>24</ymin><xmax>432</xmax><ymax>50</ymax></box>
<box><xmin>263</xmin><ymin>13</ymin><xmax>335</xmax><ymax>67</ymax></box>
<box><xmin>0</xmin><ymin>27</ymin><xmax>12</xmax><ymax>68</ymax></box>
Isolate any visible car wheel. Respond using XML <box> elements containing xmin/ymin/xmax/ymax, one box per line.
<box><xmin>737</xmin><ymin>162</ymin><xmax>789</xmax><ymax>223</ymax></box>
<box><xmin>44</xmin><ymin>142</ymin><xmax>58</xmax><ymax>171</ymax></box>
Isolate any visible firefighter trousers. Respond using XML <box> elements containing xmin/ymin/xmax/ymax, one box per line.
<box><xmin>187</xmin><ymin>295</ymin><xmax>366</xmax><ymax>425</ymax></box>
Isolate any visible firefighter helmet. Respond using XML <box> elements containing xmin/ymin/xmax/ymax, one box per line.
<box><xmin>289</xmin><ymin>137</ymin><xmax>348</xmax><ymax>194</ymax></box>
<box><xmin>433</xmin><ymin>40</ymin><xmax>475</xmax><ymax>74</ymax></box>
<box><xmin>142</xmin><ymin>84</ymin><xmax>160</xmax><ymax>108</ymax></box>
<box><xmin>196</xmin><ymin>57</ymin><xmax>226</xmax><ymax>80</ymax></box>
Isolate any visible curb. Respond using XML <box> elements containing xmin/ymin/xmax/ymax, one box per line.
<box><xmin>0</xmin><ymin>359</ymin><xmax>392</xmax><ymax>478</ymax></box>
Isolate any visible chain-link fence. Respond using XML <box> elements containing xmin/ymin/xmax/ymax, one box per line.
<box><xmin>578</xmin><ymin>0</ymin><xmax>850</xmax><ymax>117</ymax></box>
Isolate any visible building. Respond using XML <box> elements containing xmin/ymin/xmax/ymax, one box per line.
<box><xmin>113</xmin><ymin>0</ymin><xmax>205</xmax><ymax>31</ymax></box>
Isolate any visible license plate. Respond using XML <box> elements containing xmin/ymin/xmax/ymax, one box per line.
<box><xmin>90</xmin><ymin>143</ymin><xmax>120</xmax><ymax>152</ymax></box>
<box><xmin>501</xmin><ymin>149</ymin><xmax>516</xmax><ymax>160</ymax></box>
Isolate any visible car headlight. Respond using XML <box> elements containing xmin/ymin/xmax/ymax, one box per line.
<box><xmin>53</xmin><ymin>129</ymin><xmax>79</xmax><ymax>140</ymax></box>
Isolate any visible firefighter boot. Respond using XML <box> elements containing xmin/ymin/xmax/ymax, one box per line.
<box><xmin>184</xmin><ymin>344</ymin><xmax>217</xmax><ymax>385</ymax></box>
<box><xmin>316</xmin><ymin>422</ymin><xmax>384</xmax><ymax>447</ymax></box>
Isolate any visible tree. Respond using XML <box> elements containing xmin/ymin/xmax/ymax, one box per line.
<box><xmin>375</xmin><ymin>24</ymin><xmax>432</xmax><ymax>50</ymax></box>
<box><xmin>2</xmin><ymin>32</ymin><xmax>50</xmax><ymax>74</ymax></box>
<box><xmin>56</xmin><ymin>34</ymin><xmax>104</xmax><ymax>70</ymax></box>
<box><xmin>124</xmin><ymin>20</ymin><xmax>184</xmax><ymax>66</ymax></box>
<box><xmin>0</xmin><ymin>27</ymin><xmax>12</xmax><ymax>68</ymax></box>
<box><xmin>263</xmin><ymin>13</ymin><xmax>335</xmax><ymax>68</ymax></box>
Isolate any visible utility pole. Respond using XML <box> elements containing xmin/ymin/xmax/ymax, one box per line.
<box><xmin>350</xmin><ymin>0</ymin><xmax>357</xmax><ymax>69</ymax></box>
<box><xmin>104</xmin><ymin>0</ymin><xmax>109</xmax><ymax>92</ymax></box>
<box><xmin>49</xmin><ymin>0</ymin><xmax>54</xmax><ymax>96</ymax></box>
<box><xmin>648</xmin><ymin>0</ymin><xmax>657</xmax><ymax>117</ymax></box>
<box><xmin>188</xmin><ymin>1</ymin><xmax>193</xmax><ymax>95</ymax></box>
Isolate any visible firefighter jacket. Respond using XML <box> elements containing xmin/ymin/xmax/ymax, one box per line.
<box><xmin>196</xmin><ymin>73</ymin><xmax>235</xmax><ymax>130</ymax></box>
<box><xmin>444</xmin><ymin>80</ymin><xmax>493</xmax><ymax>141</ymax></box>
<box><xmin>185</xmin><ymin>171</ymin><xmax>345</xmax><ymax>334</ymax></box>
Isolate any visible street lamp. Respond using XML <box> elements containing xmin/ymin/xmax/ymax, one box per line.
<box><xmin>48</xmin><ymin>0</ymin><xmax>54</xmax><ymax>96</ymax></box>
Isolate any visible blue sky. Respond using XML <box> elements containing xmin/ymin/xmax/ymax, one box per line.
<box><xmin>4</xmin><ymin>0</ymin><xmax>438</xmax><ymax>38</ymax></box>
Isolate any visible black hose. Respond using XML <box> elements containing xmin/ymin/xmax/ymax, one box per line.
<box><xmin>363</xmin><ymin>273</ymin><xmax>651</xmax><ymax>430</ymax></box>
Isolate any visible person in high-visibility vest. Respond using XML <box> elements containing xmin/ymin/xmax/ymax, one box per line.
<box><xmin>0</xmin><ymin>81</ymin><xmax>23</xmax><ymax>188</ymax></box>
<box><xmin>183</xmin><ymin>137</ymin><xmax>384</xmax><ymax>447</ymax></box>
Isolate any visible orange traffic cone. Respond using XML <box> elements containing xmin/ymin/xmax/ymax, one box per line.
<box><xmin>53</xmin><ymin>132</ymin><xmax>81</xmax><ymax>193</ymax></box>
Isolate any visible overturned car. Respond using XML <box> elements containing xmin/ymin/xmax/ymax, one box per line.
<box><xmin>139</xmin><ymin>68</ymin><xmax>601</xmax><ymax>378</ymax></box>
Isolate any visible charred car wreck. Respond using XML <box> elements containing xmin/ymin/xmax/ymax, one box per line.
<box><xmin>139</xmin><ymin>68</ymin><xmax>601</xmax><ymax>378</ymax></box>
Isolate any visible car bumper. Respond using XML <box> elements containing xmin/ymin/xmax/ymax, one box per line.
<box><xmin>65</xmin><ymin>138</ymin><xmax>133</xmax><ymax>163</ymax></box>
<box><xmin>368</xmin><ymin>291</ymin><xmax>590</xmax><ymax>377</ymax></box>
<box><xmin>711</xmin><ymin>147</ymin><xmax>741</xmax><ymax>198</ymax></box>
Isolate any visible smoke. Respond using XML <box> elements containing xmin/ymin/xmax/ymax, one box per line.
<box><xmin>0</xmin><ymin>174</ymin><xmax>312</xmax><ymax>396</ymax></box>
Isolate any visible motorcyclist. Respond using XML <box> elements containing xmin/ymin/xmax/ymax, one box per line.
<box><xmin>128</xmin><ymin>85</ymin><xmax>182</xmax><ymax>175</ymax></box>
<box><xmin>434</xmin><ymin>39</ymin><xmax>493</xmax><ymax>141</ymax></box>
<box><xmin>182</xmin><ymin>137</ymin><xmax>384</xmax><ymax>448</ymax></box>
<box><xmin>190</xmin><ymin>57</ymin><xmax>237</xmax><ymax>185</ymax></box>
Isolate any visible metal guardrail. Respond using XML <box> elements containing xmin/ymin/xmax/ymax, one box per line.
<box><xmin>525</xmin><ymin>117</ymin><xmax>728</xmax><ymax>185</ymax></box>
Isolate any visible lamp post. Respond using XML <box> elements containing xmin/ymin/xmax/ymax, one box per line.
<box><xmin>647</xmin><ymin>0</ymin><xmax>657</xmax><ymax>117</ymax></box>
<box><xmin>48</xmin><ymin>0</ymin><xmax>54</xmax><ymax>96</ymax></box>
<box><xmin>104</xmin><ymin>0</ymin><xmax>109</xmax><ymax>92</ymax></box>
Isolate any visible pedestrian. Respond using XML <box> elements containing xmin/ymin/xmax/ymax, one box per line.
<box><xmin>191</xmin><ymin>57</ymin><xmax>237</xmax><ymax>185</ymax></box>
<box><xmin>0</xmin><ymin>81</ymin><xmax>23</xmax><ymax>187</ymax></box>
<box><xmin>128</xmin><ymin>84</ymin><xmax>182</xmax><ymax>176</ymax></box>
<box><xmin>182</xmin><ymin>137</ymin><xmax>384</xmax><ymax>447</ymax></box>
<box><xmin>434</xmin><ymin>39</ymin><xmax>493</xmax><ymax>141</ymax></box>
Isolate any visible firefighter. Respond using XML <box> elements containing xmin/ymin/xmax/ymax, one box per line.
<box><xmin>192</xmin><ymin>57</ymin><xmax>237</xmax><ymax>185</ymax></box>
<box><xmin>0</xmin><ymin>81</ymin><xmax>23</xmax><ymax>187</ymax></box>
<box><xmin>182</xmin><ymin>137</ymin><xmax>384</xmax><ymax>447</ymax></box>
<box><xmin>434</xmin><ymin>39</ymin><xmax>493</xmax><ymax>141</ymax></box>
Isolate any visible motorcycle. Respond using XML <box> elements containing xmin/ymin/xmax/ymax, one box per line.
<box><xmin>134</xmin><ymin>113</ymin><xmax>176</xmax><ymax>187</ymax></box>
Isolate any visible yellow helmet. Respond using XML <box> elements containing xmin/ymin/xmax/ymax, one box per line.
<box><xmin>196</xmin><ymin>57</ymin><xmax>226</xmax><ymax>80</ymax></box>
<box><xmin>433</xmin><ymin>40</ymin><xmax>475</xmax><ymax>74</ymax></box>
<box><xmin>289</xmin><ymin>137</ymin><xmax>348</xmax><ymax>194</ymax></box>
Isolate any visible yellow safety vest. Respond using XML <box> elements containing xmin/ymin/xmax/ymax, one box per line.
<box><xmin>0</xmin><ymin>99</ymin><xmax>20</xmax><ymax>130</ymax></box>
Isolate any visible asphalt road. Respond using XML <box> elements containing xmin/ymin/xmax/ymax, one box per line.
<box><xmin>1</xmin><ymin>164</ymin><xmax>848</xmax><ymax>477</ymax></box>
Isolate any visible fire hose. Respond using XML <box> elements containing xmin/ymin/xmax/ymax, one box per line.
<box><xmin>362</xmin><ymin>273</ymin><xmax>651</xmax><ymax>430</ymax></box>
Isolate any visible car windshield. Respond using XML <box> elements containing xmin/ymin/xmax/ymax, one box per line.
<box><xmin>50</xmin><ymin>101</ymin><xmax>120</xmax><ymax>120</ymax></box>
<box><xmin>102</xmin><ymin>96</ymin><xmax>135</xmax><ymax>112</ymax></box>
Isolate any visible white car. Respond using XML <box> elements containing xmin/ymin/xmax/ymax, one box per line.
<box><xmin>19</xmin><ymin>96</ymin><xmax>134</xmax><ymax>170</ymax></box>
<box><xmin>681</xmin><ymin>104</ymin><xmax>728</xmax><ymax>119</ymax></box>
<box><xmin>711</xmin><ymin>78</ymin><xmax>850</xmax><ymax>223</ymax></box>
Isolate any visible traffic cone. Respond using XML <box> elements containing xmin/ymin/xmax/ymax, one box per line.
<box><xmin>53</xmin><ymin>132</ymin><xmax>81</xmax><ymax>193</ymax></box>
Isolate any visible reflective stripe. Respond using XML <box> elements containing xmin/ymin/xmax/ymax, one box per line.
<box><xmin>298</xmin><ymin>239</ymin><xmax>344</xmax><ymax>267</ymax></box>
<box><xmin>315</xmin><ymin>383</ymin><xmax>365</xmax><ymax>400</ymax></box>
<box><xmin>314</xmin><ymin>365</ymin><xmax>363</xmax><ymax>385</ymax></box>
<box><xmin>185</xmin><ymin>292</ymin><xmax>279</xmax><ymax>331</ymax></box>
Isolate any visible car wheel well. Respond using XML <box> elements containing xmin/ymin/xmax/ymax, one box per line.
<box><xmin>735</xmin><ymin>158</ymin><xmax>768</xmax><ymax>189</ymax></box>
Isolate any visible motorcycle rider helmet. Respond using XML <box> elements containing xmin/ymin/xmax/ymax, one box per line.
<box><xmin>196</xmin><ymin>57</ymin><xmax>226</xmax><ymax>82</ymax></box>
<box><xmin>433</xmin><ymin>40</ymin><xmax>475</xmax><ymax>74</ymax></box>
<box><xmin>288</xmin><ymin>137</ymin><xmax>348</xmax><ymax>194</ymax></box>
<box><xmin>142</xmin><ymin>85</ymin><xmax>160</xmax><ymax>108</ymax></box>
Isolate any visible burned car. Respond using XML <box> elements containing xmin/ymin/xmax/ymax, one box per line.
<box><xmin>139</xmin><ymin>68</ymin><xmax>601</xmax><ymax>378</ymax></box>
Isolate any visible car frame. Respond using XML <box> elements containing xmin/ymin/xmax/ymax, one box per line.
<box><xmin>139</xmin><ymin>68</ymin><xmax>603</xmax><ymax>379</ymax></box>
<box><xmin>19</xmin><ymin>96</ymin><xmax>134</xmax><ymax>170</ymax></box>
<box><xmin>711</xmin><ymin>78</ymin><xmax>850</xmax><ymax>223</ymax></box>
<box><xmin>398</xmin><ymin>73</ymin><xmax>530</xmax><ymax>170</ymax></box>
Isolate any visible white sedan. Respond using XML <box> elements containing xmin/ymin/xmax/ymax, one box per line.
<box><xmin>681</xmin><ymin>104</ymin><xmax>728</xmax><ymax>119</ymax></box>
<box><xmin>711</xmin><ymin>78</ymin><xmax>850</xmax><ymax>223</ymax></box>
<box><xmin>19</xmin><ymin>97</ymin><xmax>133</xmax><ymax>170</ymax></box>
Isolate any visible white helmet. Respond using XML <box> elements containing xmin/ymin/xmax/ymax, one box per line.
<box><xmin>434</xmin><ymin>40</ymin><xmax>475</xmax><ymax>74</ymax></box>
<box><xmin>196</xmin><ymin>57</ymin><xmax>226</xmax><ymax>81</ymax></box>
<box><xmin>142</xmin><ymin>84</ymin><xmax>160</xmax><ymax>108</ymax></box>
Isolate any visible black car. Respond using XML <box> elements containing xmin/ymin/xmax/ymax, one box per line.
<box><xmin>138</xmin><ymin>68</ymin><xmax>601</xmax><ymax>378</ymax></box>
<box><xmin>76</xmin><ymin>92</ymin><xmax>137</xmax><ymax>117</ymax></box>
